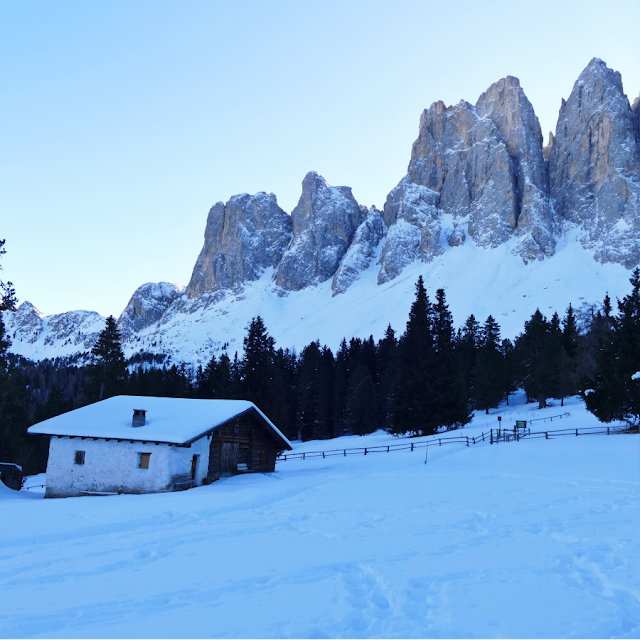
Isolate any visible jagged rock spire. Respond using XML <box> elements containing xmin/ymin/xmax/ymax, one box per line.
<box><xmin>186</xmin><ymin>192</ymin><xmax>292</xmax><ymax>297</ymax></box>
<box><xmin>549</xmin><ymin>58</ymin><xmax>640</xmax><ymax>268</ymax></box>
<box><xmin>274</xmin><ymin>172</ymin><xmax>364</xmax><ymax>291</ymax></box>
<box><xmin>406</xmin><ymin>76</ymin><xmax>554</xmax><ymax>263</ymax></box>
<box><xmin>475</xmin><ymin>76</ymin><xmax>555</xmax><ymax>261</ymax></box>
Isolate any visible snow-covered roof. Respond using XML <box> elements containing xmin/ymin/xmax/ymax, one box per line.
<box><xmin>28</xmin><ymin>396</ymin><xmax>292</xmax><ymax>449</ymax></box>
<box><xmin>0</xmin><ymin>462</ymin><xmax>22</xmax><ymax>472</ymax></box>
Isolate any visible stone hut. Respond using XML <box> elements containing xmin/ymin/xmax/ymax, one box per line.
<box><xmin>28</xmin><ymin>396</ymin><xmax>292</xmax><ymax>498</ymax></box>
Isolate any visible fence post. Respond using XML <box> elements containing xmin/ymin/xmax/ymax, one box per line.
<box><xmin>322</xmin><ymin>452</ymin><xmax>325</xmax><ymax>459</ymax></box>
<box><xmin>344</xmin><ymin>450</ymin><xmax>346</xmax><ymax>457</ymax></box>
<box><xmin>490</xmin><ymin>428</ymin><xmax>493</xmax><ymax>445</ymax></box>
<box><xmin>303</xmin><ymin>452</ymin><xmax>305</xmax><ymax>460</ymax></box>
<box><xmin>439</xmin><ymin>439</ymin><xmax>442</xmax><ymax>446</ymax></box>
<box><xmin>545</xmin><ymin>432</ymin><xmax>548</xmax><ymax>439</ymax></box>
<box><xmin>411</xmin><ymin>443</ymin><xmax>414</xmax><ymax>452</ymax></box>
<box><xmin>466</xmin><ymin>437</ymin><xmax>469</xmax><ymax>447</ymax></box>
<box><xmin>387</xmin><ymin>446</ymin><xmax>390</xmax><ymax>453</ymax></box>
<box><xmin>607</xmin><ymin>427</ymin><xmax>610</xmax><ymax>435</ymax></box>
<box><xmin>576</xmin><ymin>429</ymin><xmax>578</xmax><ymax>436</ymax></box>
<box><xmin>364</xmin><ymin>448</ymin><xmax>367</xmax><ymax>455</ymax></box>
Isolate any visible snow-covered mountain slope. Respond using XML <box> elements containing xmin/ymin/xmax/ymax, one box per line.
<box><xmin>5</xmin><ymin>225</ymin><xmax>631</xmax><ymax>365</ymax></box>
<box><xmin>4</xmin><ymin>302</ymin><xmax>106</xmax><ymax>360</ymax></box>
<box><xmin>4</xmin><ymin>58</ymin><xmax>639</xmax><ymax>364</ymax></box>
<box><xmin>3</xmin><ymin>396</ymin><xmax>639</xmax><ymax>638</ymax></box>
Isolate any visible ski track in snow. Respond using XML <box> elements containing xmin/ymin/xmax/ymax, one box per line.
<box><xmin>1</xmin><ymin>395</ymin><xmax>640</xmax><ymax>638</ymax></box>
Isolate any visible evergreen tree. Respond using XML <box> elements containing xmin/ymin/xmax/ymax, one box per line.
<box><xmin>575</xmin><ymin>301</ymin><xmax>614</xmax><ymax>381</ymax></box>
<box><xmin>344</xmin><ymin>364</ymin><xmax>378</xmax><ymax>435</ymax></box>
<box><xmin>239</xmin><ymin>317</ymin><xmax>288</xmax><ymax>429</ymax></box>
<box><xmin>317</xmin><ymin>346</ymin><xmax>336</xmax><ymax>439</ymax></box>
<box><xmin>516</xmin><ymin>309</ymin><xmax>551</xmax><ymax>409</ymax></box>
<box><xmin>332</xmin><ymin>338</ymin><xmax>350</xmax><ymax>434</ymax></box>
<box><xmin>87</xmin><ymin>316</ymin><xmax>127</xmax><ymax>401</ymax></box>
<box><xmin>458</xmin><ymin>313</ymin><xmax>481</xmax><ymax>404</ymax></box>
<box><xmin>515</xmin><ymin>310</ymin><xmax>557</xmax><ymax>408</ymax></box>
<box><xmin>472</xmin><ymin>316</ymin><xmax>505</xmax><ymax>413</ymax></box>
<box><xmin>376</xmin><ymin>325</ymin><xmax>397</xmax><ymax>427</ymax></box>
<box><xmin>584</xmin><ymin>270</ymin><xmax>640</xmax><ymax>427</ymax></box>
<box><xmin>389</xmin><ymin>276</ymin><xmax>435</xmax><ymax>435</ymax></box>
<box><xmin>297</xmin><ymin>342</ymin><xmax>335</xmax><ymax>441</ymax></box>
<box><xmin>562</xmin><ymin>304</ymin><xmax>579</xmax><ymax>359</ymax></box>
<box><xmin>274</xmin><ymin>347</ymin><xmax>298</xmax><ymax>440</ymax></box>
<box><xmin>430</xmin><ymin>289</ymin><xmax>471</xmax><ymax>430</ymax></box>
<box><xmin>554</xmin><ymin>305</ymin><xmax>580</xmax><ymax>405</ymax></box>
<box><xmin>500</xmin><ymin>338</ymin><xmax>517</xmax><ymax>405</ymax></box>
<box><xmin>33</xmin><ymin>386</ymin><xmax>73</xmax><ymax>423</ymax></box>
<box><xmin>0</xmin><ymin>240</ymin><xmax>30</xmax><ymax>469</ymax></box>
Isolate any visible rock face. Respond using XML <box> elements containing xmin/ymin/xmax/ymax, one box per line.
<box><xmin>408</xmin><ymin>99</ymin><xmax>518</xmax><ymax>250</ymax></box>
<box><xmin>118</xmin><ymin>282</ymin><xmax>184</xmax><ymax>339</ymax></box>
<box><xmin>549</xmin><ymin>58</ymin><xmax>640</xmax><ymax>268</ymax></box>
<box><xmin>543</xmin><ymin>132</ymin><xmax>554</xmax><ymax>162</ymax></box>
<box><xmin>407</xmin><ymin>77</ymin><xmax>554</xmax><ymax>263</ymax></box>
<box><xmin>275</xmin><ymin>172</ymin><xmax>364</xmax><ymax>291</ymax></box>
<box><xmin>186</xmin><ymin>192</ymin><xmax>292</xmax><ymax>298</ymax></box>
<box><xmin>475</xmin><ymin>77</ymin><xmax>555</xmax><ymax>261</ymax></box>
<box><xmin>378</xmin><ymin>176</ymin><xmax>442</xmax><ymax>284</ymax></box>
<box><xmin>3</xmin><ymin>301</ymin><xmax>44</xmax><ymax>344</ymax></box>
<box><xmin>331</xmin><ymin>206</ymin><xmax>386</xmax><ymax>295</ymax></box>
<box><xmin>4</xmin><ymin>302</ymin><xmax>107</xmax><ymax>358</ymax></box>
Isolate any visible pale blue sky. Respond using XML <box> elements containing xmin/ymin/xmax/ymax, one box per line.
<box><xmin>2</xmin><ymin>0</ymin><xmax>639</xmax><ymax>317</ymax></box>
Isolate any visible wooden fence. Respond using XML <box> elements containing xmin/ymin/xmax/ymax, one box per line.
<box><xmin>277</xmin><ymin>422</ymin><xmax>630</xmax><ymax>463</ymax></box>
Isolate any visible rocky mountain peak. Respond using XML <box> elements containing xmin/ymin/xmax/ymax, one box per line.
<box><xmin>118</xmin><ymin>282</ymin><xmax>185</xmax><ymax>339</ymax></box>
<box><xmin>186</xmin><ymin>191</ymin><xmax>292</xmax><ymax>298</ymax></box>
<box><xmin>543</xmin><ymin>131</ymin><xmax>554</xmax><ymax>161</ymax></box>
<box><xmin>475</xmin><ymin>74</ymin><xmax>555</xmax><ymax>261</ymax></box>
<box><xmin>274</xmin><ymin>171</ymin><xmax>364</xmax><ymax>291</ymax></box>
<box><xmin>549</xmin><ymin>58</ymin><xmax>640</xmax><ymax>267</ymax></box>
<box><xmin>3</xmin><ymin>301</ymin><xmax>44</xmax><ymax>344</ymax></box>
<box><xmin>406</xmin><ymin>76</ymin><xmax>554</xmax><ymax>262</ymax></box>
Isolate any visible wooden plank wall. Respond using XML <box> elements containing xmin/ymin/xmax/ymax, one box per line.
<box><xmin>207</xmin><ymin>412</ymin><xmax>284</xmax><ymax>479</ymax></box>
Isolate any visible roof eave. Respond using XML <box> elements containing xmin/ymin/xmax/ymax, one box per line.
<box><xmin>27</xmin><ymin>431</ymin><xmax>190</xmax><ymax>447</ymax></box>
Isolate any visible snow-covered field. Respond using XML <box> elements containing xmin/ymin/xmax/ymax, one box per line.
<box><xmin>2</xmin><ymin>395</ymin><xmax>640</xmax><ymax>639</ymax></box>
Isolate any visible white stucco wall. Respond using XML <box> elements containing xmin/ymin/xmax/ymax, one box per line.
<box><xmin>168</xmin><ymin>435</ymin><xmax>210</xmax><ymax>486</ymax></box>
<box><xmin>45</xmin><ymin>435</ymin><xmax>211</xmax><ymax>498</ymax></box>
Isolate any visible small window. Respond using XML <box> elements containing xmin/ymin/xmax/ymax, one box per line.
<box><xmin>74</xmin><ymin>451</ymin><xmax>85</xmax><ymax>465</ymax></box>
<box><xmin>139</xmin><ymin>453</ymin><xmax>151</xmax><ymax>469</ymax></box>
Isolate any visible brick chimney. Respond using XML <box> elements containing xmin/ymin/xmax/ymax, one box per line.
<box><xmin>132</xmin><ymin>409</ymin><xmax>147</xmax><ymax>428</ymax></box>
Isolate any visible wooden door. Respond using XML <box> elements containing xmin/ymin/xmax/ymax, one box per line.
<box><xmin>220</xmin><ymin>442</ymin><xmax>239</xmax><ymax>476</ymax></box>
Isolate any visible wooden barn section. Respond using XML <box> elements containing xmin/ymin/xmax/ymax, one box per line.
<box><xmin>207</xmin><ymin>408</ymin><xmax>285</xmax><ymax>478</ymax></box>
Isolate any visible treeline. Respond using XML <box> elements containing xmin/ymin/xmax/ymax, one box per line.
<box><xmin>2</xmin><ymin>268</ymin><xmax>640</xmax><ymax>475</ymax></box>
